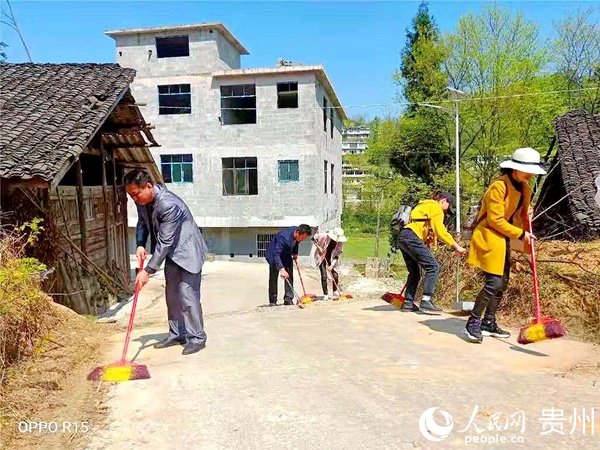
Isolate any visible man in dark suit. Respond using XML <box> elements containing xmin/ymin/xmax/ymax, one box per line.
<box><xmin>265</xmin><ymin>225</ymin><xmax>312</xmax><ymax>306</ymax></box>
<box><xmin>125</xmin><ymin>169</ymin><xmax>208</xmax><ymax>355</ymax></box>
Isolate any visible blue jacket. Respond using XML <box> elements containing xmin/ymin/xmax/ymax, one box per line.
<box><xmin>265</xmin><ymin>227</ymin><xmax>299</xmax><ymax>269</ymax></box>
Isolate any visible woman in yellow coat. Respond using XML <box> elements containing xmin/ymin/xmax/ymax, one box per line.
<box><xmin>464</xmin><ymin>148</ymin><xmax>546</xmax><ymax>343</ymax></box>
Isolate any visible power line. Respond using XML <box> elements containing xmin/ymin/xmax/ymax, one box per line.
<box><xmin>153</xmin><ymin>86</ymin><xmax>598</xmax><ymax>112</ymax></box>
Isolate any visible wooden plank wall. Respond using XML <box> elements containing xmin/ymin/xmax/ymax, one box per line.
<box><xmin>49</xmin><ymin>185</ymin><xmax>129</xmax><ymax>314</ymax></box>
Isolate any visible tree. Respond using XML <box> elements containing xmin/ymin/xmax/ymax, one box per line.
<box><xmin>394</xmin><ymin>1</ymin><xmax>448</xmax><ymax>108</ymax></box>
<box><xmin>390</xmin><ymin>1</ymin><xmax>451</xmax><ymax>183</ymax></box>
<box><xmin>443</xmin><ymin>4</ymin><xmax>550</xmax><ymax>187</ymax></box>
<box><xmin>1</xmin><ymin>0</ymin><xmax>32</xmax><ymax>62</ymax></box>
<box><xmin>553</xmin><ymin>8</ymin><xmax>600</xmax><ymax>113</ymax></box>
<box><xmin>344</xmin><ymin>114</ymin><xmax>369</xmax><ymax>128</ymax></box>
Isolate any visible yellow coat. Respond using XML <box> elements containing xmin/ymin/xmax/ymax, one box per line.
<box><xmin>467</xmin><ymin>175</ymin><xmax>531</xmax><ymax>276</ymax></box>
<box><xmin>404</xmin><ymin>199</ymin><xmax>456</xmax><ymax>249</ymax></box>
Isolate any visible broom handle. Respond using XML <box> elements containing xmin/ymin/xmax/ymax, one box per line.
<box><xmin>528</xmin><ymin>222</ymin><xmax>542</xmax><ymax>323</ymax></box>
<box><xmin>120</xmin><ymin>257</ymin><xmax>144</xmax><ymax>364</ymax></box>
<box><xmin>285</xmin><ymin>278</ymin><xmax>301</xmax><ymax>305</ymax></box>
<box><xmin>326</xmin><ymin>262</ymin><xmax>342</xmax><ymax>293</ymax></box>
<box><xmin>294</xmin><ymin>259</ymin><xmax>309</xmax><ymax>296</ymax></box>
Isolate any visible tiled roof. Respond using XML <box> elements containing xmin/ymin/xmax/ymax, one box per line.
<box><xmin>536</xmin><ymin>109</ymin><xmax>600</xmax><ymax>239</ymax></box>
<box><xmin>0</xmin><ymin>63</ymin><xmax>135</xmax><ymax>182</ymax></box>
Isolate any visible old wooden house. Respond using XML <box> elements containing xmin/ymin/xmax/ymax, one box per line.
<box><xmin>0</xmin><ymin>63</ymin><xmax>160</xmax><ymax>314</ymax></box>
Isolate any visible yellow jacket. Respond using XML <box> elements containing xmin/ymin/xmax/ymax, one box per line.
<box><xmin>467</xmin><ymin>175</ymin><xmax>531</xmax><ymax>276</ymax></box>
<box><xmin>404</xmin><ymin>199</ymin><xmax>456</xmax><ymax>249</ymax></box>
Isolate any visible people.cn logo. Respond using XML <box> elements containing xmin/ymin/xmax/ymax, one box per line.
<box><xmin>419</xmin><ymin>407</ymin><xmax>454</xmax><ymax>442</ymax></box>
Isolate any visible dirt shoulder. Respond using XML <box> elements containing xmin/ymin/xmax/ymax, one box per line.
<box><xmin>0</xmin><ymin>302</ymin><xmax>116</xmax><ymax>450</ymax></box>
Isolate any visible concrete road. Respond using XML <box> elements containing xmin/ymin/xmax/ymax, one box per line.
<box><xmin>87</xmin><ymin>262</ymin><xmax>600</xmax><ymax>450</ymax></box>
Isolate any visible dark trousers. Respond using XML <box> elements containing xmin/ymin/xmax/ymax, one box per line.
<box><xmin>397</xmin><ymin>228</ymin><xmax>440</xmax><ymax>302</ymax></box>
<box><xmin>471</xmin><ymin>239</ymin><xmax>511</xmax><ymax>320</ymax></box>
<box><xmin>164</xmin><ymin>259</ymin><xmax>206</xmax><ymax>344</ymax></box>
<box><xmin>269</xmin><ymin>264</ymin><xmax>294</xmax><ymax>305</ymax></box>
<box><xmin>319</xmin><ymin>262</ymin><xmax>339</xmax><ymax>295</ymax></box>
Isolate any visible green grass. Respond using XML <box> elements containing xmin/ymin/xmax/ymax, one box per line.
<box><xmin>343</xmin><ymin>232</ymin><xmax>391</xmax><ymax>260</ymax></box>
<box><xmin>343</xmin><ymin>232</ymin><xmax>408</xmax><ymax>279</ymax></box>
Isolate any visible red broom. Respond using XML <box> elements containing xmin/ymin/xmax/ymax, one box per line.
<box><xmin>381</xmin><ymin>282</ymin><xmax>407</xmax><ymax>308</ymax></box>
<box><xmin>88</xmin><ymin>258</ymin><xmax>150</xmax><ymax>382</ymax></box>
<box><xmin>294</xmin><ymin>259</ymin><xmax>317</xmax><ymax>304</ymax></box>
<box><xmin>517</xmin><ymin>223</ymin><xmax>565</xmax><ymax>345</ymax></box>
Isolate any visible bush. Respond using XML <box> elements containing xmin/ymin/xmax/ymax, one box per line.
<box><xmin>434</xmin><ymin>240</ymin><xmax>600</xmax><ymax>343</ymax></box>
<box><xmin>0</xmin><ymin>223</ymin><xmax>54</xmax><ymax>385</ymax></box>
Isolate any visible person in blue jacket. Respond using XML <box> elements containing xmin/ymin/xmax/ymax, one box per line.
<box><xmin>265</xmin><ymin>224</ymin><xmax>312</xmax><ymax>306</ymax></box>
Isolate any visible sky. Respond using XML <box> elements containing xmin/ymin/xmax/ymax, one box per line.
<box><xmin>0</xmin><ymin>0</ymin><xmax>595</xmax><ymax>118</ymax></box>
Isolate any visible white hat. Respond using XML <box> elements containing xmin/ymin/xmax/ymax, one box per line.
<box><xmin>499</xmin><ymin>148</ymin><xmax>547</xmax><ymax>175</ymax></box>
<box><xmin>327</xmin><ymin>227</ymin><xmax>347</xmax><ymax>243</ymax></box>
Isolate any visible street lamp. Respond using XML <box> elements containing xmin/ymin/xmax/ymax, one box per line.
<box><xmin>417</xmin><ymin>86</ymin><xmax>466</xmax><ymax>235</ymax></box>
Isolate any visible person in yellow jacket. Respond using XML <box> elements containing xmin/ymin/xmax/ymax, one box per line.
<box><xmin>397</xmin><ymin>191</ymin><xmax>467</xmax><ymax>313</ymax></box>
<box><xmin>464</xmin><ymin>148</ymin><xmax>546</xmax><ymax>343</ymax></box>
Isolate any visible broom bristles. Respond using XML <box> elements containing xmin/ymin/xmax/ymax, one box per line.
<box><xmin>300</xmin><ymin>295</ymin><xmax>314</xmax><ymax>304</ymax></box>
<box><xmin>381</xmin><ymin>293</ymin><xmax>405</xmax><ymax>309</ymax></box>
<box><xmin>517</xmin><ymin>318</ymin><xmax>566</xmax><ymax>345</ymax></box>
<box><xmin>87</xmin><ymin>362</ymin><xmax>151</xmax><ymax>382</ymax></box>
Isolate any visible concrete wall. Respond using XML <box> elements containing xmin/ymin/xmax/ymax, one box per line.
<box><xmin>315</xmin><ymin>81</ymin><xmax>343</xmax><ymax>232</ymax></box>
<box><xmin>117</xmin><ymin>27</ymin><xmax>342</xmax><ymax>256</ymax></box>
<box><xmin>128</xmin><ymin>226</ymin><xmax>314</xmax><ymax>264</ymax></box>
<box><xmin>126</xmin><ymin>71</ymin><xmax>342</xmax><ymax>231</ymax></box>
<box><xmin>113</xmin><ymin>28</ymin><xmax>240</xmax><ymax>77</ymax></box>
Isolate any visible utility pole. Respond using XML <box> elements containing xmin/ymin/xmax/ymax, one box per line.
<box><xmin>374</xmin><ymin>177</ymin><xmax>395</xmax><ymax>258</ymax></box>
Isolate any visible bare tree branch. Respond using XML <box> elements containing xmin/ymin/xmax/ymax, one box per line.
<box><xmin>3</xmin><ymin>0</ymin><xmax>32</xmax><ymax>62</ymax></box>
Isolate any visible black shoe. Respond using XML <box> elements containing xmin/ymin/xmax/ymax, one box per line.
<box><xmin>403</xmin><ymin>300</ymin><xmax>420</xmax><ymax>312</ymax></box>
<box><xmin>419</xmin><ymin>300</ymin><xmax>443</xmax><ymax>313</ymax></box>
<box><xmin>283</xmin><ymin>301</ymin><xmax>295</xmax><ymax>306</ymax></box>
<box><xmin>154</xmin><ymin>337</ymin><xmax>186</xmax><ymax>349</ymax></box>
<box><xmin>464</xmin><ymin>316</ymin><xmax>483</xmax><ymax>343</ymax></box>
<box><xmin>182</xmin><ymin>342</ymin><xmax>206</xmax><ymax>355</ymax></box>
<box><xmin>481</xmin><ymin>319</ymin><xmax>511</xmax><ymax>338</ymax></box>
<box><xmin>268</xmin><ymin>302</ymin><xmax>278</xmax><ymax>307</ymax></box>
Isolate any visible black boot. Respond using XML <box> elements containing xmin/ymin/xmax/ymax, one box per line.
<box><xmin>464</xmin><ymin>315</ymin><xmax>483</xmax><ymax>343</ymax></box>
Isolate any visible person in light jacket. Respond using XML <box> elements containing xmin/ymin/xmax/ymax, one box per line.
<box><xmin>464</xmin><ymin>148</ymin><xmax>546</xmax><ymax>343</ymax></box>
<box><xmin>311</xmin><ymin>227</ymin><xmax>347</xmax><ymax>300</ymax></box>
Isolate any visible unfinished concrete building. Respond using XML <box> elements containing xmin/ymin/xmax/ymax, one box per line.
<box><xmin>105</xmin><ymin>23</ymin><xmax>346</xmax><ymax>260</ymax></box>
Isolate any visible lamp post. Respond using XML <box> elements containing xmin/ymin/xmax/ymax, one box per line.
<box><xmin>447</xmin><ymin>87</ymin><xmax>466</xmax><ymax>234</ymax></box>
<box><xmin>417</xmin><ymin>87</ymin><xmax>466</xmax><ymax>235</ymax></box>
